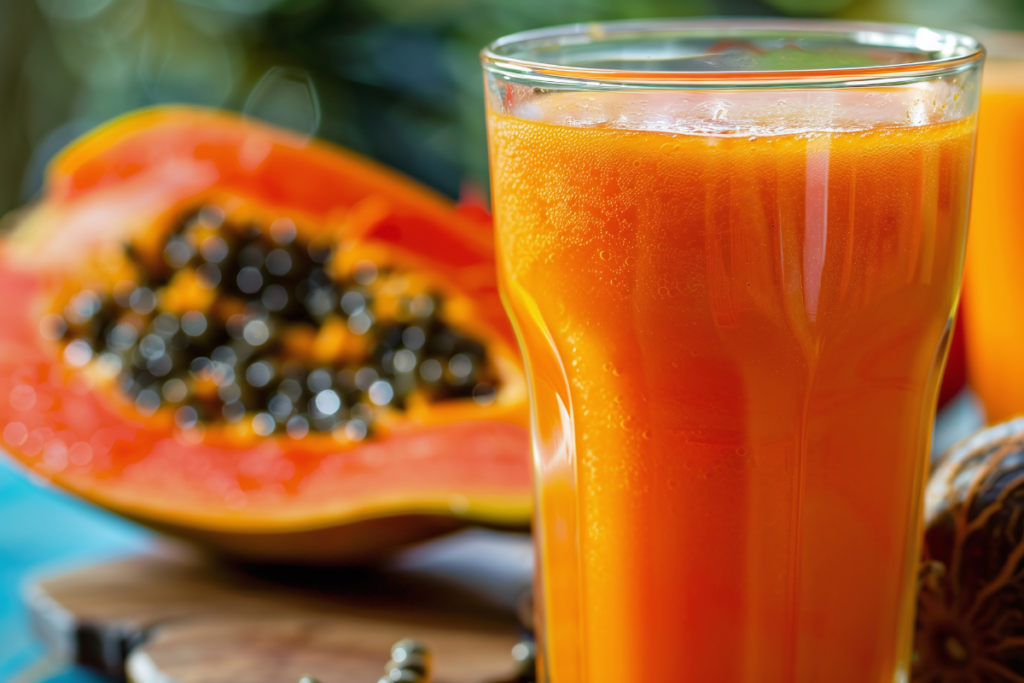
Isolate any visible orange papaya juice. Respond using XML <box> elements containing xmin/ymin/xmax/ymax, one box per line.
<box><xmin>963</xmin><ymin>55</ymin><xmax>1024</xmax><ymax>422</ymax></box>
<box><xmin>488</xmin><ymin>85</ymin><xmax>977</xmax><ymax>682</ymax></box>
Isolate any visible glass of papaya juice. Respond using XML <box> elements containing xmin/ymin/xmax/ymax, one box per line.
<box><xmin>483</xmin><ymin>19</ymin><xmax>983</xmax><ymax>683</ymax></box>
<box><xmin>962</xmin><ymin>32</ymin><xmax>1024</xmax><ymax>424</ymax></box>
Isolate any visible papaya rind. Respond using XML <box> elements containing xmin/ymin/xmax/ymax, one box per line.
<box><xmin>0</xmin><ymin>106</ymin><xmax>532</xmax><ymax>561</ymax></box>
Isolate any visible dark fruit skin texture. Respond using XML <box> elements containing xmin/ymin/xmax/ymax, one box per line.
<box><xmin>916</xmin><ymin>418</ymin><xmax>1024</xmax><ymax>683</ymax></box>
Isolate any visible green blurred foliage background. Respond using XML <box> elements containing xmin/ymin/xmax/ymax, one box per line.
<box><xmin>0</xmin><ymin>0</ymin><xmax>1019</xmax><ymax>215</ymax></box>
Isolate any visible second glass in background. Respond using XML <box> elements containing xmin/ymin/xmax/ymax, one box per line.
<box><xmin>962</xmin><ymin>31</ymin><xmax>1024</xmax><ymax>423</ymax></box>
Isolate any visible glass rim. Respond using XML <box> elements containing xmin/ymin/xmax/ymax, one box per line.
<box><xmin>481</xmin><ymin>18</ymin><xmax>985</xmax><ymax>89</ymax></box>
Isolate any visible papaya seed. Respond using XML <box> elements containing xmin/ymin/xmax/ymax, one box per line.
<box><xmin>51</xmin><ymin>205</ymin><xmax>501</xmax><ymax>438</ymax></box>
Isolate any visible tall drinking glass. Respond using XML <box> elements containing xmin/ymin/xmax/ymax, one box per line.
<box><xmin>483</xmin><ymin>20</ymin><xmax>983</xmax><ymax>683</ymax></box>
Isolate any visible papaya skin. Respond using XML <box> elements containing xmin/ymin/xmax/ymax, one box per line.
<box><xmin>0</xmin><ymin>106</ymin><xmax>531</xmax><ymax>563</ymax></box>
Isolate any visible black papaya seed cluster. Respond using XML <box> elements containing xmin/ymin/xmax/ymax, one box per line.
<box><xmin>42</xmin><ymin>205</ymin><xmax>500</xmax><ymax>440</ymax></box>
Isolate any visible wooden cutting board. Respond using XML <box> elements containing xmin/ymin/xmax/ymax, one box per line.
<box><xmin>24</xmin><ymin>532</ymin><xmax>534</xmax><ymax>683</ymax></box>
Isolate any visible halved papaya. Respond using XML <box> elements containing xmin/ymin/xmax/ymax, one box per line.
<box><xmin>0</xmin><ymin>106</ymin><xmax>531</xmax><ymax>562</ymax></box>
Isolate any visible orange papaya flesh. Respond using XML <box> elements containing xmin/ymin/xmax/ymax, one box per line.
<box><xmin>0</xmin><ymin>106</ymin><xmax>531</xmax><ymax>562</ymax></box>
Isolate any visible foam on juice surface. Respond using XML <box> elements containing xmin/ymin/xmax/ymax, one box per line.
<box><xmin>501</xmin><ymin>80</ymin><xmax>972</xmax><ymax>138</ymax></box>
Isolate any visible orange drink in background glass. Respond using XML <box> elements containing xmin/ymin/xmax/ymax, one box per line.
<box><xmin>962</xmin><ymin>33</ymin><xmax>1024</xmax><ymax>423</ymax></box>
<box><xmin>483</xmin><ymin>20</ymin><xmax>983</xmax><ymax>683</ymax></box>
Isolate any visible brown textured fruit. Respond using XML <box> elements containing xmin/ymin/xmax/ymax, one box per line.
<box><xmin>915</xmin><ymin>418</ymin><xmax>1024</xmax><ymax>682</ymax></box>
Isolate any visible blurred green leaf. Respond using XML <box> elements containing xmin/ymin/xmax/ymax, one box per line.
<box><xmin>764</xmin><ymin>0</ymin><xmax>854</xmax><ymax>16</ymax></box>
<box><xmin>0</xmin><ymin>0</ymin><xmax>1022</xmax><ymax>217</ymax></box>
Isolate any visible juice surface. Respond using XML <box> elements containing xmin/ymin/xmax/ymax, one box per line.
<box><xmin>488</xmin><ymin>92</ymin><xmax>975</xmax><ymax>683</ymax></box>
<box><xmin>963</xmin><ymin>59</ymin><xmax>1024</xmax><ymax>423</ymax></box>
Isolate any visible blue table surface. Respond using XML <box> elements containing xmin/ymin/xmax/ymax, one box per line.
<box><xmin>0</xmin><ymin>455</ymin><xmax>152</xmax><ymax>683</ymax></box>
